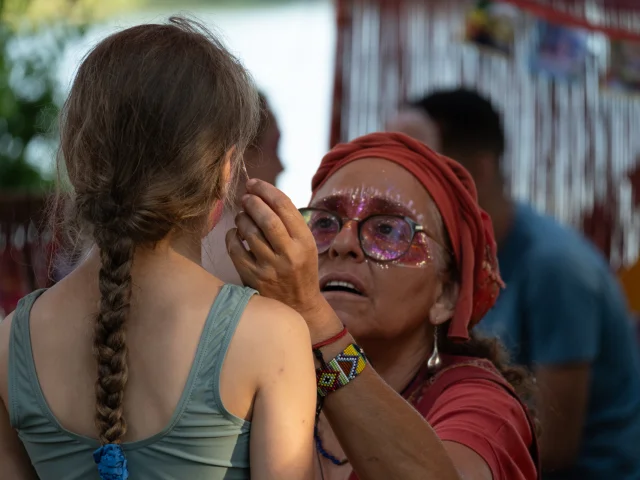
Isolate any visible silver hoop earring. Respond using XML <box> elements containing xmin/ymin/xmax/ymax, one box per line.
<box><xmin>426</xmin><ymin>326</ymin><xmax>442</xmax><ymax>372</ymax></box>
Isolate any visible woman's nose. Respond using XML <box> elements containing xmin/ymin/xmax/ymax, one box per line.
<box><xmin>328</xmin><ymin>221</ymin><xmax>366</xmax><ymax>262</ymax></box>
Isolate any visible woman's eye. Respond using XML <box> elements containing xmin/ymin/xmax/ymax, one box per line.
<box><xmin>314</xmin><ymin>217</ymin><xmax>335</xmax><ymax>230</ymax></box>
<box><xmin>376</xmin><ymin>224</ymin><xmax>394</xmax><ymax>235</ymax></box>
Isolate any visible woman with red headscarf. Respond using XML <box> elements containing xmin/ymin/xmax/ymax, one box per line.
<box><xmin>227</xmin><ymin>132</ymin><xmax>539</xmax><ymax>480</ymax></box>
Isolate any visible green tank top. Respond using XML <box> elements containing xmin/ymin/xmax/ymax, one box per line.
<box><xmin>8</xmin><ymin>284</ymin><xmax>256</xmax><ymax>480</ymax></box>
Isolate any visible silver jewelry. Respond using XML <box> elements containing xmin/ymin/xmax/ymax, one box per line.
<box><xmin>426</xmin><ymin>326</ymin><xmax>442</xmax><ymax>372</ymax></box>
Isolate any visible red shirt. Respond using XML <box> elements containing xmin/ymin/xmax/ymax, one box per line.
<box><xmin>427</xmin><ymin>374</ymin><xmax>537</xmax><ymax>479</ymax></box>
<box><xmin>349</xmin><ymin>356</ymin><xmax>539</xmax><ymax>480</ymax></box>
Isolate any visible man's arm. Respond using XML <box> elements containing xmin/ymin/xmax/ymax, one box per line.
<box><xmin>535</xmin><ymin>364</ymin><xmax>590</xmax><ymax>470</ymax></box>
<box><xmin>525</xmin><ymin>249</ymin><xmax>600</xmax><ymax>471</ymax></box>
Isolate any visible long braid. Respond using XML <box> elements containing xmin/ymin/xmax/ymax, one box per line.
<box><xmin>93</xmin><ymin>230</ymin><xmax>134</xmax><ymax>445</ymax></box>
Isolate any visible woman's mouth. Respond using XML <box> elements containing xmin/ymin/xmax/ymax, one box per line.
<box><xmin>320</xmin><ymin>274</ymin><xmax>368</xmax><ymax>298</ymax></box>
<box><xmin>322</xmin><ymin>280</ymin><xmax>364</xmax><ymax>296</ymax></box>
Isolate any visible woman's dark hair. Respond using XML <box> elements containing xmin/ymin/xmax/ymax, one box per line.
<box><xmin>56</xmin><ymin>17</ymin><xmax>259</xmax><ymax>445</ymax></box>
<box><xmin>439</xmin><ymin>322</ymin><xmax>538</xmax><ymax>424</ymax></box>
<box><xmin>435</xmin><ymin>238</ymin><xmax>540</xmax><ymax>436</ymax></box>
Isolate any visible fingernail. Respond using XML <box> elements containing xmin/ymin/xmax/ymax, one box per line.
<box><xmin>247</xmin><ymin>178</ymin><xmax>258</xmax><ymax>187</ymax></box>
<box><xmin>242</xmin><ymin>194</ymin><xmax>251</xmax><ymax>204</ymax></box>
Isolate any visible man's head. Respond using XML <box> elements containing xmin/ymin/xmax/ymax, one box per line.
<box><xmin>386</xmin><ymin>88</ymin><xmax>506</xmax><ymax>211</ymax></box>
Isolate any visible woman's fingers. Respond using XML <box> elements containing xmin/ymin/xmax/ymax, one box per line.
<box><xmin>241</xmin><ymin>193</ymin><xmax>292</xmax><ymax>255</ymax></box>
<box><xmin>235</xmin><ymin>211</ymin><xmax>275</xmax><ymax>261</ymax></box>
<box><xmin>245</xmin><ymin>179</ymin><xmax>311</xmax><ymax>242</ymax></box>
<box><xmin>226</xmin><ymin>228</ymin><xmax>257</xmax><ymax>282</ymax></box>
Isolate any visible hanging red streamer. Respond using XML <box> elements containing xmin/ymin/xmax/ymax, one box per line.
<box><xmin>499</xmin><ymin>0</ymin><xmax>640</xmax><ymax>41</ymax></box>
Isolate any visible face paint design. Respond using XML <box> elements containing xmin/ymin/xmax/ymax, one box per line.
<box><xmin>311</xmin><ymin>185</ymin><xmax>440</xmax><ymax>268</ymax></box>
<box><xmin>206</xmin><ymin>201</ymin><xmax>225</xmax><ymax>234</ymax></box>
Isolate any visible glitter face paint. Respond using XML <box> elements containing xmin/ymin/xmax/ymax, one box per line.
<box><xmin>310</xmin><ymin>186</ymin><xmax>441</xmax><ymax>268</ymax></box>
<box><xmin>207</xmin><ymin>201</ymin><xmax>225</xmax><ymax>232</ymax></box>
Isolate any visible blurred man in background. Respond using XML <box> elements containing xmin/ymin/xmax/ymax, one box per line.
<box><xmin>387</xmin><ymin>88</ymin><xmax>640</xmax><ymax>479</ymax></box>
<box><xmin>202</xmin><ymin>92</ymin><xmax>283</xmax><ymax>284</ymax></box>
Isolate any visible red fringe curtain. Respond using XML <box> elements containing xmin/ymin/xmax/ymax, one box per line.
<box><xmin>0</xmin><ymin>195</ymin><xmax>54</xmax><ymax>318</ymax></box>
<box><xmin>330</xmin><ymin>0</ymin><xmax>640</xmax><ymax>269</ymax></box>
<box><xmin>507</xmin><ymin>0</ymin><xmax>640</xmax><ymax>40</ymax></box>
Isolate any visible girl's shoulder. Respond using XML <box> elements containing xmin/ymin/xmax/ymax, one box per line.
<box><xmin>0</xmin><ymin>310</ymin><xmax>15</xmax><ymax>404</ymax></box>
<box><xmin>231</xmin><ymin>293</ymin><xmax>312</xmax><ymax>374</ymax></box>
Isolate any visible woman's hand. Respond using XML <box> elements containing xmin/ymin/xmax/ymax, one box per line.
<box><xmin>226</xmin><ymin>179</ymin><xmax>343</xmax><ymax>341</ymax></box>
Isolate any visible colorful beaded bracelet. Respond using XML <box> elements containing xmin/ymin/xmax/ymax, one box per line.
<box><xmin>316</xmin><ymin>343</ymin><xmax>367</xmax><ymax>398</ymax></box>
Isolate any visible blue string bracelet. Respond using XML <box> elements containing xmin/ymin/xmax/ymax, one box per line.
<box><xmin>314</xmin><ymin>424</ymin><xmax>349</xmax><ymax>466</ymax></box>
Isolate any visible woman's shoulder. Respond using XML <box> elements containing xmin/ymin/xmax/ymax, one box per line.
<box><xmin>424</xmin><ymin>355</ymin><xmax>530</xmax><ymax>431</ymax></box>
<box><xmin>416</xmin><ymin>355</ymin><xmax>507</xmax><ymax>401</ymax></box>
<box><xmin>419</xmin><ymin>358</ymin><xmax>538</xmax><ymax>480</ymax></box>
<box><xmin>428</xmin><ymin>366</ymin><xmax>530</xmax><ymax>430</ymax></box>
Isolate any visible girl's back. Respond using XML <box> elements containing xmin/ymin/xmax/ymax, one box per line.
<box><xmin>0</xmin><ymin>18</ymin><xmax>315</xmax><ymax>480</ymax></box>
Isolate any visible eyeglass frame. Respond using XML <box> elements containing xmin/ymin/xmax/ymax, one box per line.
<box><xmin>298</xmin><ymin>207</ymin><xmax>445</xmax><ymax>263</ymax></box>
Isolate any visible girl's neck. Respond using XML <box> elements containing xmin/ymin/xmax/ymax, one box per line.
<box><xmin>83</xmin><ymin>233</ymin><xmax>203</xmax><ymax>272</ymax></box>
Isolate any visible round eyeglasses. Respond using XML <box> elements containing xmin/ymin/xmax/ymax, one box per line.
<box><xmin>299</xmin><ymin>208</ymin><xmax>432</xmax><ymax>262</ymax></box>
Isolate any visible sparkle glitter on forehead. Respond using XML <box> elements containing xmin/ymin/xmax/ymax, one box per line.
<box><xmin>312</xmin><ymin>185</ymin><xmax>441</xmax><ymax>269</ymax></box>
<box><xmin>316</xmin><ymin>185</ymin><xmax>424</xmax><ymax>221</ymax></box>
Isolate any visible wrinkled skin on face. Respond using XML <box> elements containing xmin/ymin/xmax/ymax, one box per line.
<box><xmin>312</xmin><ymin>158</ymin><xmax>456</xmax><ymax>343</ymax></box>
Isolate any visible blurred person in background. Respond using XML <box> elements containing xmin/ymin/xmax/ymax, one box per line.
<box><xmin>202</xmin><ymin>92</ymin><xmax>283</xmax><ymax>284</ymax></box>
<box><xmin>387</xmin><ymin>88</ymin><xmax>640</xmax><ymax>479</ymax></box>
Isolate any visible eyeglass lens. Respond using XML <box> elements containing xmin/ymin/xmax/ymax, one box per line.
<box><xmin>301</xmin><ymin>210</ymin><xmax>413</xmax><ymax>262</ymax></box>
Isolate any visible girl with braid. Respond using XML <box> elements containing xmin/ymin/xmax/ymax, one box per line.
<box><xmin>0</xmin><ymin>17</ymin><xmax>316</xmax><ymax>480</ymax></box>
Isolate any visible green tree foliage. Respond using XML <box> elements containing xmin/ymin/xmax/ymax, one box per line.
<box><xmin>0</xmin><ymin>0</ymin><xmax>84</xmax><ymax>192</ymax></box>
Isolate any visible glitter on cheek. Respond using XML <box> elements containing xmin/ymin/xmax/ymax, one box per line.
<box><xmin>370</xmin><ymin>261</ymin><xmax>390</xmax><ymax>270</ymax></box>
<box><xmin>377</xmin><ymin>233</ymin><xmax>434</xmax><ymax>269</ymax></box>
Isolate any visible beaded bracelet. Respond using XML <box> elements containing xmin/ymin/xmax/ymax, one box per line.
<box><xmin>316</xmin><ymin>343</ymin><xmax>367</xmax><ymax>398</ymax></box>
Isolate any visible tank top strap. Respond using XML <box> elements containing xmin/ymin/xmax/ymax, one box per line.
<box><xmin>187</xmin><ymin>284</ymin><xmax>257</xmax><ymax>421</ymax></box>
<box><xmin>8</xmin><ymin>289</ymin><xmax>47</xmax><ymax>428</ymax></box>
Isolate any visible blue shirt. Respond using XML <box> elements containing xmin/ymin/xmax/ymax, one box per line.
<box><xmin>476</xmin><ymin>203</ymin><xmax>640</xmax><ymax>479</ymax></box>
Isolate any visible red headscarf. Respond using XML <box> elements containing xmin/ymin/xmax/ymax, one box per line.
<box><xmin>311</xmin><ymin>132</ymin><xmax>504</xmax><ymax>341</ymax></box>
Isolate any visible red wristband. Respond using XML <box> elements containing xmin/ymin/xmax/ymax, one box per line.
<box><xmin>312</xmin><ymin>326</ymin><xmax>348</xmax><ymax>350</ymax></box>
